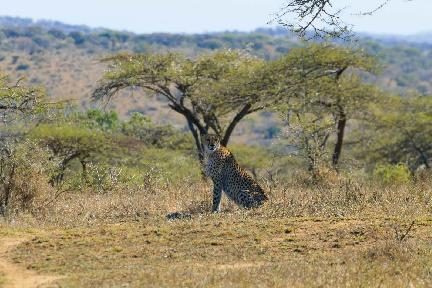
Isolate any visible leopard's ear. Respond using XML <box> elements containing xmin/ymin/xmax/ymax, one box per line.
<box><xmin>213</xmin><ymin>135</ymin><xmax>221</xmax><ymax>144</ymax></box>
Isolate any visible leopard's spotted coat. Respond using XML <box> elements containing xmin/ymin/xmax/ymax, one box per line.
<box><xmin>202</xmin><ymin>134</ymin><xmax>268</xmax><ymax>212</ymax></box>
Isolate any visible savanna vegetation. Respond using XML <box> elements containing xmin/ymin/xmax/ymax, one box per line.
<box><xmin>0</xmin><ymin>15</ymin><xmax>431</xmax><ymax>288</ymax></box>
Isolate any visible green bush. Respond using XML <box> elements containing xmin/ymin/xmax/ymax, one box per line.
<box><xmin>85</xmin><ymin>109</ymin><xmax>119</xmax><ymax>131</ymax></box>
<box><xmin>373</xmin><ymin>163</ymin><xmax>411</xmax><ymax>184</ymax></box>
<box><xmin>30</xmin><ymin>123</ymin><xmax>112</xmax><ymax>186</ymax></box>
<box><xmin>16</xmin><ymin>64</ymin><xmax>30</xmax><ymax>71</ymax></box>
<box><xmin>137</xmin><ymin>148</ymin><xmax>201</xmax><ymax>183</ymax></box>
<box><xmin>30</xmin><ymin>119</ymin><xmax>200</xmax><ymax>190</ymax></box>
<box><xmin>120</xmin><ymin>112</ymin><xmax>193</xmax><ymax>150</ymax></box>
<box><xmin>0</xmin><ymin>140</ymin><xmax>56</xmax><ymax>215</ymax></box>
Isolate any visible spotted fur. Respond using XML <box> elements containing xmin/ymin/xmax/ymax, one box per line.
<box><xmin>201</xmin><ymin>134</ymin><xmax>268</xmax><ymax>212</ymax></box>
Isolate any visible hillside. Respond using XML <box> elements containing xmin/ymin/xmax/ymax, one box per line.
<box><xmin>0</xmin><ymin>16</ymin><xmax>431</xmax><ymax>143</ymax></box>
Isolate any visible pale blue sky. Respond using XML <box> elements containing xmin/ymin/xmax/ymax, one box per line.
<box><xmin>2</xmin><ymin>0</ymin><xmax>431</xmax><ymax>35</ymax></box>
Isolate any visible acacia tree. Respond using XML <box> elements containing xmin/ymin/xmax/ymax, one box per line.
<box><xmin>362</xmin><ymin>94</ymin><xmax>432</xmax><ymax>172</ymax></box>
<box><xmin>0</xmin><ymin>75</ymin><xmax>46</xmax><ymax>122</ymax></box>
<box><xmin>30</xmin><ymin>123</ymin><xmax>110</xmax><ymax>186</ymax></box>
<box><xmin>0</xmin><ymin>73</ymin><xmax>48</xmax><ymax>214</ymax></box>
<box><xmin>276</xmin><ymin>44</ymin><xmax>379</xmax><ymax>173</ymax></box>
<box><xmin>93</xmin><ymin>50</ymin><xmax>274</xmax><ymax>162</ymax></box>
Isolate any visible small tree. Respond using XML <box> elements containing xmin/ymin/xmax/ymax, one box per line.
<box><xmin>276</xmin><ymin>44</ymin><xmax>379</xmax><ymax>173</ymax></box>
<box><xmin>0</xmin><ymin>73</ymin><xmax>48</xmax><ymax>214</ymax></box>
<box><xmin>120</xmin><ymin>112</ymin><xmax>192</xmax><ymax>149</ymax></box>
<box><xmin>30</xmin><ymin>124</ymin><xmax>110</xmax><ymax>186</ymax></box>
<box><xmin>0</xmin><ymin>75</ymin><xmax>46</xmax><ymax>122</ymax></box>
<box><xmin>363</xmin><ymin>94</ymin><xmax>432</xmax><ymax>172</ymax></box>
<box><xmin>93</xmin><ymin>50</ymin><xmax>274</xmax><ymax>162</ymax></box>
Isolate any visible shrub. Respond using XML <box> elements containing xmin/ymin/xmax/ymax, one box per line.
<box><xmin>16</xmin><ymin>64</ymin><xmax>30</xmax><ymax>71</ymax></box>
<box><xmin>121</xmin><ymin>112</ymin><xmax>193</xmax><ymax>149</ymax></box>
<box><xmin>69</xmin><ymin>32</ymin><xmax>86</xmax><ymax>45</ymax></box>
<box><xmin>0</xmin><ymin>140</ymin><xmax>56</xmax><ymax>216</ymax></box>
<box><xmin>85</xmin><ymin>109</ymin><xmax>119</xmax><ymax>131</ymax></box>
<box><xmin>30</xmin><ymin>123</ymin><xmax>111</xmax><ymax>186</ymax></box>
<box><xmin>373</xmin><ymin>163</ymin><xmax>411</xmax><ymax>184</ymax></box>
<box><xmin>81</xmin><ymin>163</ymin><xmax>142</xmax><ymax>193</ymax></box>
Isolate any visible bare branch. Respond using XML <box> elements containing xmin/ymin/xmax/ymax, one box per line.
<box><xmin>271</xmin><ymin>0</ymin><xmax>353</xmax><ymax>40</ymax></box>
<box><xmin>272</xmin><ymin>0</ymin><xmax>401</xmax><ymax>40</ymax></box>
<box><xmin>353</xmin><ymin>0</ymin><xmax>391</xmax><ymax>16</ymax></box>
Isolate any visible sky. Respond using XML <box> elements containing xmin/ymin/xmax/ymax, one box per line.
<box><xmin>2</xmin><ymin>0</ymin><xmax>432</xmax><ymax>35</ymax></box>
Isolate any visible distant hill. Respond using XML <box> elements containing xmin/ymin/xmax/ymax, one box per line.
<box><xmin>1</xmin><ymin>15</ymin><xmax>431</xmax><ymax>96</ymax></box>
<box><xmin>0</xmin><ymin>16</ymin><xmax>431</xmax><ymax>143</ymax></box>
<box><xmin>359</xmin><ymin>31</ymin><xmax>432</xmax><ymax>45</ymax></box>
<box><xmin>0</xmin><ymin>16</ymin><xmax>99</xmax><ymax>33</ymax></box>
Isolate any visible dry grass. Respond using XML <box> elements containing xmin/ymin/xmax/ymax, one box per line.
<box><xmin>9</xmin><ymin>174</ymin><xmax>430</xmax><ymax>227</ymax></box>
<box><xmin>1</xmin><ymin>175</ymin><xmax>432</xmax><ymax>287</ymax></box>
<box><xmin>0</xmin><ymin>274</ymin><xmax>5</xmax><ymax>286</ymax></box>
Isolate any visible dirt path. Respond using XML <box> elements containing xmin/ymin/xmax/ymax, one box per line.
<box><xmin>0</xmin><ymin>236</ymin><xmax>62</xmax><ymax>288</ymax></box>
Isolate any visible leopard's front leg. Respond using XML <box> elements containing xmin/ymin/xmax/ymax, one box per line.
<box><xmin>211</xmin><ymin>177</ymin><xmax>223</xmax><ymax>213</ymax></box>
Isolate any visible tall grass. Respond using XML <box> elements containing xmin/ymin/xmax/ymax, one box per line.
<box><xmin>3</xmin><ymin>169</ymin><xmax>431</xmax><ymax>228</ymax></box>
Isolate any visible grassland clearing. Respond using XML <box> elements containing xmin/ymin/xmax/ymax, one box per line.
<box><xmin>1</xmin><ymin>177</ymin><xmax>431</xmax><ymax>287</ymax></box>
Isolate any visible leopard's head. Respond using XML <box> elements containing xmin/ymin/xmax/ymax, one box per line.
<box><xmin>201</xmin><ymin>134</ymin><xmax>221</xmax><ymax>154</ymax></box>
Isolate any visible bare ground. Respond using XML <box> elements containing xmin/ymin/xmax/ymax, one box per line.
<box><xmin>0</xmin><ymin>236</ymin><xmax>62</xmax><ymax>288</ymax></box>
<box><xmin>0</xmin><ymin>177</ymin><xmax>431</xmax><ymax>287</ymax></box>
<box><xmin>3</xmin><ymin>216</ymin><xmax>432</xmax><ymax>287</ymax></box>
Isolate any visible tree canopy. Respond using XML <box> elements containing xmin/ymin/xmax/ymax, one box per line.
<box><xmin>93</xmin><ymin>50</ymin><xmax>276</xmax><ymax>161</ymax></box>
<box><xmin>363</xmin><ymin>94</ymin><xmax>432</xmax><ymax>172</ymax></box>
<box><xmin>275</xmin><ymin>44</ymin><xmax>381</xmax><ymax>174</ymax></box>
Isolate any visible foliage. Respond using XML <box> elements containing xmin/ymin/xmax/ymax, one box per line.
<box><xmin>0</xmin><ymin>73</ymin><xmax>47</xmax><ymax>122</ymax></box>
<box><xmin>93</xmin><ymin>50</ymin><xmax>275</xmax><ymax>162</ymax></box>
<box><xmin>30</xmin><ymin>123</ymin><xmax>110</xmax><ymax>186</ymax></box>
<box><xmin>373</xmin><ymin>163</ymin><xmax>411</xmax><ymax>184</ymax></box>
<box><xmin>0</xmin><ymin>74</ymin><xmax>51</xmax><ymax>214</ymax></box>
<box><xmin>54</xmin><ymin>109</ymin><xmax>192</xmax><ymax>150</ymax></box>
<box><xmin>276</xmin><ymin>44</ymin><xmax>381</xmax><ymax>175</ymax></box>
<box><xmin>0</xmin><ymin>140</ymin><xmax>55</xmax><ymax>216</ymax></box>
<box><xmin>85</xmin><ymin>108</ymin><xmax>119</xmax><ymax>131</ymax></box>
<box><xmin>0</xmin><ymin>18</ymin><xmax>430</xmax><ymax>205</ymax></box>
<box><xmin>28</xmin><ymin>108</ymin><xmax>197</xmax><ymax>190</ymax></box>
<box><xmin>120</xmin><ymin>112</ymin><xmax>193</xmax><ymax>149</ymax></box>
<box><xmin>362</xmin><ymin>94</ymin><xmax>432</xmax><ymax>172</ymax></box>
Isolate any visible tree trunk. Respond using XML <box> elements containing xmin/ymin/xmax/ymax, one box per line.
<box><xmin>168</xmin><ymin>102</ymin><xmax>207</xmax><ymax>163</ymax></box>
<box><xmin>221</xmin><ymin>103</ymin><xmax>252</xmax><ymax>146</ymax></box>
<box><xmin>50</xmin><ymin>152</ymin><xmax>81</xmax><ymax>187</ymax></box>
<box><xmin>2</xmin><ymin>164</ymin><xmax>16</xmax><ymax>216</ymax></box>
<box><xmin>81</xmin><ymin>159</ymin><xmax>88</xmax><ymax>182</ymax></box>
<box><xmin>171</xmin><ymin>101</ymin><xmax>261</xmax><ymax>165</ymax></box>
<box><xmin>185</xmin><ymin>116</ymin><xmax>206</xmax><ymax>164</ymax></box>
<box><xmin>330</xmin><ymin>68</ymin><xmax>348</xmax><ymax>171</ymax></box>
<box><xmin>332</xmin><ymin>108</ymin><xmax>346</xmax><ymax>169</ymax></box>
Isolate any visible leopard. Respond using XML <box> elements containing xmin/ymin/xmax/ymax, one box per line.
<box><xmin>201</xmin><ymin>133</ymin><xmax>268</xmax><ymax>213</ymax></box>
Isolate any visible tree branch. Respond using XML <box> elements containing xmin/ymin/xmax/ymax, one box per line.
<box><xmin>221</xmin><ymin>103</ymin><xmax>252</xmax><ymax>146</ymax></box>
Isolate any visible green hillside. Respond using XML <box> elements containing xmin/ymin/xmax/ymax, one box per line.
<box><xmin>1</xmin><ymin>16</ymin><xmax>431</xmax><ymax>97</ymax></box>
<box><xmin>0</xmin><ymin>16</ymin><xmax>431</xmax><ymax>144</ymax></box>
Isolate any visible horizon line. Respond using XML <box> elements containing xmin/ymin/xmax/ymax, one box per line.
<box><xmin>1</xmin><ymin>15</ymin><xmax>432</xmax><ymax>38</ymax></box>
